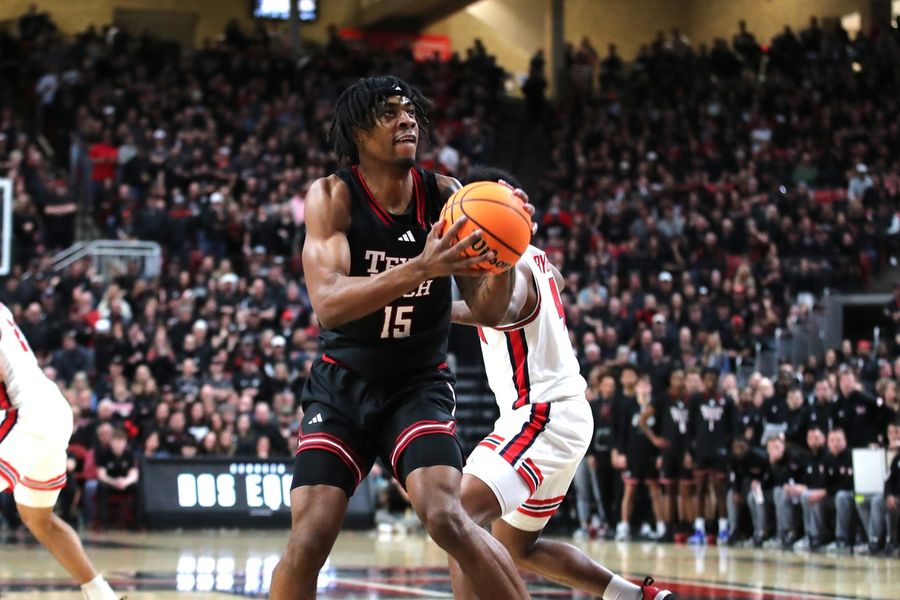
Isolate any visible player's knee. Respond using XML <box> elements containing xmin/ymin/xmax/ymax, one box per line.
<box><xmin>420</xmin><ymin>504</ymin><xmax>468</xmax><ymax>548</ymax></box>
<box><xmin>282</xmin><ymin>527</ymin><xmax>331</xmax><ymax>570</ymax></box>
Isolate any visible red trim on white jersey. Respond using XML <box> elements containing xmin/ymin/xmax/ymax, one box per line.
<box><xmin>516</xmin><ymin>494</ymin><xmax>565</xmax><ymax>518</ymax></box>
<box><xmin>476</xmin><ymin>434</ymin><xmax>505</xmax><ymax>451</ymax></box>
<box><xmin>506</xmin><ymin>330</ymin><xmax>531</xmax><ymax>409</ymax></box>
<box><xmin>0</xmin><ymin>383</ymin><xmax>10</xmax><ymax>410</ymax></box>
<box><xmin>296</xmin><ymin>432</ymin><xmax>364</xmax><ymax>486</ymax></box>
<box><xmin>0</xmin><ymin>456</ymin><xmax>20</xmax><ymax>489</ymax></box>
<box><xmin>478</xmin><ymin>247</ymin><xmax>586</xmax><ymax>413</ymax></box>
<box><xmin>499</xmin><ymin>403</ymin><xmax>550</xmax><ymax>465</ymax></box>
<box><xmin>516</xmin><ymin>458</ymin><xmax>544</xmax><ymax>494</ymax></box>
<box><xmin>21</xmin><ymin>473</ymin><xmax>67</xmax><ymax>491</ymax></box>
<box><xmin>0</xmin><ymin>407</ymin><xmax>17</xmax><ymax>445</ymax></box>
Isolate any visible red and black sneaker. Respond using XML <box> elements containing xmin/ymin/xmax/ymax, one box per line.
<box><xmin>642</xmin><ymin>576</ymin><xmax>677</xmax><ymax>600</ymax></box>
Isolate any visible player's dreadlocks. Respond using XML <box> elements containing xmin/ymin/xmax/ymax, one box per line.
<box><xmin>329</xmin><ymin>76</ymin><xmax>432</xmax><ymax>164</ymax></box>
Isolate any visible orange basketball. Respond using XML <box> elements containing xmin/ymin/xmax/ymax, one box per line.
<box><xmin>439</xmin><ymin>181</ymin><xmax>532</xmax><ymax>274</ymax></box>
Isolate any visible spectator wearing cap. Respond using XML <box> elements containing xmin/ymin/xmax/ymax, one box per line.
<box><xmin>656</xmin><ymin>271</ymin><xmax>674</xmax><ymax>304</ymax></box>
<box><xmin>179</xmin><ymin>330</ymin><xmax>209</xmax><ymax>371</ymax></box>
<box><xmin>199</xmin><ymin>191</ymin><xmax>228</xmax><ymax>259</ymax></box>
<box><xmin>234</xmin><ymin>344</ymin><xmax>266</xmax><ymax>397</ymax></box>
<box><xmin>180</xmin><ymin>436</ymin><xmax>200</xmax><ymax>459</ymax></box>
<box><xmin>848</xmin><ymin>164</ymin><xmax>873</xmax><ymax>202</ymax></box>
<box><xmin>92</xmin><ymin>318</ymin><xmax>119</xmax><ymax>373</ymax></box>
<box><xmin>264</xmin><ymin>335</ymin><xmax>288</xmax><ymax>377</ymax></box>
<box><xmin>216</xmin><ymin>272</ymin><xmax>240</xmax><ymax>310</ymax></box>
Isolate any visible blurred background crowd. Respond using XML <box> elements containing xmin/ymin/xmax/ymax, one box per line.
<box><xmin>0</xmin><ymin>7</ymin><xmax>899</xmax><ymax>554</ymax></box>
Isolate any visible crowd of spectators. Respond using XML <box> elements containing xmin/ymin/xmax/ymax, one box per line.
<box><xmin>0</xmin><ymin>9</ymin><xmax>898</xmax><ymax>548</ymax></box>
<box><xmin>526</xmin><ymin>17</ymin><xmax>900</xmax><ymax>349</ymax></box>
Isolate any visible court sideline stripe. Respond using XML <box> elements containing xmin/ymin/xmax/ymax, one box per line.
<box><xmin>623</xmin><ymin>573</ymin><xmax>869</xmax><ymax>600</ymax></box>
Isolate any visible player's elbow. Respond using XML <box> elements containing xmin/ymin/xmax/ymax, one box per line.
<box><xmin>470</xmin><ymin>305</ymin><xmax>506</xmax><ymax>328</ymax></box>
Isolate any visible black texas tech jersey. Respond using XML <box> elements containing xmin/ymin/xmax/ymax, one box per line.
<box><xmin>318</xmin><ymin>166</ymin><xmax>451</xmax><ymax>378</ymax></box>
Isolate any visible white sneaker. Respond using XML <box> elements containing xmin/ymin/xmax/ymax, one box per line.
<box><xmin>639</xmin><ymin>522</ymin><xmax>654</xmax><ymax>539</ymax></box>
<box><xmin>793</xmin><ymin>537</ymin><xmax>810</xmax><ymax>551</ymax></box>
<box><xmin>615</xmin><ymin>521</ymin><xmax>631</xmax><ymax>541</ymax></box>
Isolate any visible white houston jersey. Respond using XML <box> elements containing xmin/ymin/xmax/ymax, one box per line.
<box><xmin>477</xmin><ymin>246</ymin><xmax>586</xmax><ymax>413</ymax></box>
<box><xmin>0</xmin><ymin>303</ymin><xmax>43</xmax><ymax>408</ymax></box>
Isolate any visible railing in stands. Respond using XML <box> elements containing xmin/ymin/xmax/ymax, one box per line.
<box><xmin>49</xmin><ymin>240</ymin><xmax>162</xmax><ymax>280</ymax></box>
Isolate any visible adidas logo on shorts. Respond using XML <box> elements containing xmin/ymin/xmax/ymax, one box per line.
<box><xmin>307</xmin><ymin>413</ymin><xmax>323</xmax><ymax>425</ymax></box>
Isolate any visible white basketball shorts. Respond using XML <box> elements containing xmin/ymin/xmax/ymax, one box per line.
<box><xmin>0</xmin><ymin>382</ymin><xmax>73</xmax><ymax>507</ymax></box>
<box><xmin>463</xmin><ymin>396</ymin><xmax>592</xmax><ymax>531</ymax></box>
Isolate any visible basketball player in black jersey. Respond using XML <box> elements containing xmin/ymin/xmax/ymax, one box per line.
<box><xmin>270</xmin><ymin>77</ymin><xmax>531</xmax><ymax>600</ymax></box>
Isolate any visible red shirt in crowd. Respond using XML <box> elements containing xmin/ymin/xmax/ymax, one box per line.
<box><xmin>89</xmin><ymin>143</ymin><xmax>118</xmax><ymax>182</ymax></box>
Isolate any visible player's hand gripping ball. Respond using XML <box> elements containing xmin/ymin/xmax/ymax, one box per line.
<box><xmin>439</xmin><ymin>181</ymin><xmax>533</xmax><ymax>274</ymax></box>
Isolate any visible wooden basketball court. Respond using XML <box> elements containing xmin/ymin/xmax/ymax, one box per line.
<box><xmin>0</xmin><ymin>530</ymin><xmax>896</xmax><ymax>599</ymax></box>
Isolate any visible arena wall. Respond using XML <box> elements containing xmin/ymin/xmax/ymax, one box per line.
<box><xmin>0</xmin><ymin>0</ymin><xmax>359</xmax><ymax>46</ymax></box>
<box><xmin>424</xmin><ymin>0</ymin><xmax>551</xmax><ymax>83</ymax></box>
<box><xmin>685</xmin><ymin>0</ymin><xmax>873</xmax><ymax>48</ymax></box>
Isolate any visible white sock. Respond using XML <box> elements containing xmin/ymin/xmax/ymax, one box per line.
<box><xmin>657</xmin><ymin>520</ymin><xmax>666</xmax><ymax>536</ymax></box>
<box><xmin>603</xmin><ymin>574</ymin><xmax>642</xmax><ymax>600</ymax></box>
<box><xmin>694</xmin><ymin>517</ymin><xmax>705</xmax><ymax>531</ymax></box>
<box><xmin>718</xmin><ymin>517</ymin><xmax>729</xmax><ymax>533</ymax></box>
<box><xmin>81</xmin><ymin>574</ymin><xmax>117</xmax><ymax>600</ymax></box>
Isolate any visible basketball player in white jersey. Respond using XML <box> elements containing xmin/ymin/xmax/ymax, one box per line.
<box><xmin>0</xmin><ymin>303</ymin><xmax>119</xmax><ymax>600</ymax></box>
<box><xmin>450</xmin><ymin>168</ymin><xmax>676</xmax><ymax>600</ymax></box>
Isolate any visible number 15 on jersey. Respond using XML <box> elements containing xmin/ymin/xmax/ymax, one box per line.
<box><xmin>380</xmin><ymin>306</ymin><xmax>413</xmax><ymax>339</ymax></box>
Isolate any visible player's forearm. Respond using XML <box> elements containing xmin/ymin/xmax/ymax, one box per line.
<box><xmin>311</xmin><ymin>259</ymin><xmax>431</xmax><ymax>329</ymax></box>
<box><xmin>455</xmin><ymin>269</ymin><xmax>515</xmax><ymax>327</ymax></box>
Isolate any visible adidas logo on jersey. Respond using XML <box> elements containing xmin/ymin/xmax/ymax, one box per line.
<box><xmin>307</xmin><ymin>413</ymin><xmax>323</xmax><ymax>425</ymax></box>
<box><xmin>397</xmin><ymin>230</ymin><xmax>415</xmax><ymax>242</ymax></box>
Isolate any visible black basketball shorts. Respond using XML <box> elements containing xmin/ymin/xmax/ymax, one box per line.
<box><xmin>659</xmin><ymin>447</ymin><xmax>692</xmax><ymax>485</ymax></box>
<box><xmin>693</xmin><ymin>449</ymin><xmax>728</xmax><ymax>480</ymax></box>
<box><xmin>623</xmin><ymin>450</ymin><xmax>659</xmax><ymax>484</ymax></box>
<box><xmin>291</xmin><ymin>357</ymin><xmax>463</xmax><ymax>497</ymax></box>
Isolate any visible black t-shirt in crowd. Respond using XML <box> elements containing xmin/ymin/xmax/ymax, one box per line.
<box><xmin>728</xmin><ymin>446</ymin><xmax>769</xmax><ymax>489</ymax></box>
<box><xmin>825</xmin><ymin>449</ymin><xmax>854</xmax><ymax>494</ymax></box>
<box><xmin>96</xmin><ymin>448</ymin><xmax>135</xmax><ymax>480</ymax></box>
<box><xmin>800</xmin><ymin>447</ymin><xmax>828</xmax><ymax>489</ymax></box>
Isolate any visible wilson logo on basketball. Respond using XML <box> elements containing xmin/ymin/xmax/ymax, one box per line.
<box><xmin>468</xmin><ymin>238</ymin><xmax>513</xmax><ymax>271</ymax></box>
